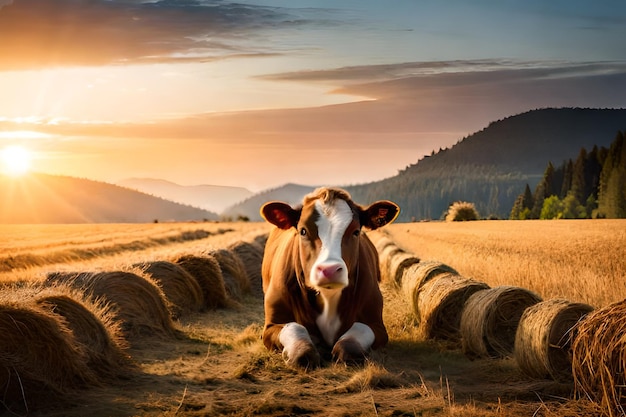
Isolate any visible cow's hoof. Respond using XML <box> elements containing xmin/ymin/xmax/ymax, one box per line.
<box><xmin>332</xmin><ymin>338</ymin><xmax>367</xmax><ymax>365</ymax></box>
<box><xmin>283</xmin><ymin>340</ymin><xmax>320</xmax><ymax>369</ymax></box>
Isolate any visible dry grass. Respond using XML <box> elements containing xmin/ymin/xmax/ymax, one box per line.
<box><xmin>383</xmin><ymin>219</ymin><xmax>626</xmax><ymax>307</ymax></box>
<box><xmin>0</xmin><ymin>222</ymin><xmax>271</xmax><ymax>283</ymax></box>
<box><xmin>0</xmin><ymin>220</ymin><xmax>621</xmax><ymax>416</ymax></box>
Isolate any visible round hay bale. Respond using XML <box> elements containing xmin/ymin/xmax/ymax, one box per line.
<box><xmin>378</xmin><ymin>244</ymin><xmax>405</xmax><ymax>284</ymax></box>
<box><xmin>416</xmin><ymin>274</ymin><xmax>489</xmax><ymax>341</ymax></box>
<box><xmin>368</xmin><ymin>232</ymin><xmax>396</xmax><ymax>253</ymax></box>
<box><xmin>572</xmin><ymin>299</ymin><xmax>625</xmax><ymax>415</ymax></box>
<box><xmin>402</xmin><ymin>261</ymin><xmax>459</xmax><ymax>316</ymax></box>
<box><xmin>460</xmin><ymin>286</ymin><xmax>542</xmax><ymax>359</ymax></box>
<box><xmin>173</xmin><ymin>254</ymin><xmax>229</xmax><ymax>309</ymax></box>
<box><xmin>35</xmin><ymin>288</ymin><xmax>134</xmax><ymax>380</ymax></box>
<box><xmin>209</xmin><ymin>248</ymin><xmax>251</xmax><ymax>300</ymax></box>
<box><xmin>61</xmin><ymin>270</ymin><xmax>178</xmax><ymax>340</ymax></box>
<box><xmin>386</xmin><ymin>251</ymin><xmax>421</xmax><ymax>287</ymax></box>
<box><xmin>515</xmin><ymin>299</ymin><xmax>593</xmax><ymax>382</ymax></box>
<box><xmin>253</xmin><ymin>233</ymin><xmax>268</xmax><ymax>249</ymax></box>
<box><xmin>46</xmin><ymin>271</ymin><xmax>94</xmax><ymax>286</ymax></box>
<box><xmin>139</xmin><ymin>260</ymin><xmax>204</xmax><ymax>317</ymax></box>
<box><xmin>0</xmin><ymin>301</ymin><xmax>96</xmax><ymax>413</ymax></box>
<box><xmin>228</xmin><ymin>240</ymin><xmax>264</xmax><ymax>298</ymax></box>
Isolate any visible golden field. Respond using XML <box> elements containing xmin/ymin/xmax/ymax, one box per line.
<box><xmin>0</xmin><ymin>220</ymin><xmax>624</xmax><ymax>416</ymax></box>
<box><xmin>382</xmin><ymin>219</ymin><xmax>626</xmax><ymax>308</ymax></box>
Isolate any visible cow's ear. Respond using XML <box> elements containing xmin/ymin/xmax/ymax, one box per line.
<box><xmin>260</xmin><ymin>202</ymin><xmax>301</xmax><ymax>230</ymax></box>
<box><xmin>361</xmin><ymin>201</ymin><xmax>400</xmax><ymax>230</ymax></box>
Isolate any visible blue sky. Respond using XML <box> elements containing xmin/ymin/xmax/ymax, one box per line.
<box><xmin>0</xmin><ymin>0</ymin><xmax>625</xmax><ymax>190</ymax></box>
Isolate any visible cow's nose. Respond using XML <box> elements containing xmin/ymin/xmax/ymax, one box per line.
<box><xmin>317</xmin><ymin>263</ymin><xmax>343</xmax><ymax>279</ymax></box>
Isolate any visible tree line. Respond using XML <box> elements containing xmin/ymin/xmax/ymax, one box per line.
<box><xmin>510</xmin><ymin>131</ymin><xmax>626</xmax><ymax>219</ymax></box>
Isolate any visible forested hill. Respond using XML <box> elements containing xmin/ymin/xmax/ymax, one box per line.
<box><xmin>413</xmin><ymin>108</ymin><xmax>626</xmax><ymax>173</ymax></box>
<box><xmin>346</xmin><ymin>108</ymin><xmax>626</xmax><ymax>221</ymax></box>
<box><xmin>0</xmin><ymin>173</ymin><xmax>219</xmax><ymax>223</ymax></box>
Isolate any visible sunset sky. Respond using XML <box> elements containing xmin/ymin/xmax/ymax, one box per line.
<box><xmin>1</xmin><ymin>0</ymin><xmax>625</xmax><ymax>191</ymax></box>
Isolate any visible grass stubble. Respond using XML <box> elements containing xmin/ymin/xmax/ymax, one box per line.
<box><xmin>0</xmin><ymin>220</ymin><xmax>623</xmax><ymax>416</ymax></box>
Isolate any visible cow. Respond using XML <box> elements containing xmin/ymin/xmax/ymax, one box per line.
<box><xmin>260</xmin><ymin>187</ymin><xmax>400</xmax><ymax>368</ymax></box>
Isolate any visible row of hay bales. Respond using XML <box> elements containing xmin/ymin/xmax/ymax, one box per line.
<box><xmin>0</xmin><ymin>237</ymin><xmax>266</xmax><ymax>415</ymax></box>
<box><xmin>370</xmin><ymin>231</ymin><xmax>626</xmax><ymax>417</ymax></box>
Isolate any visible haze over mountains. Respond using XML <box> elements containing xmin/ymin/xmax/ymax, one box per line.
<box><xmin>1</xmin><ymin>108</ymin><xmax>623</xmax><ymax>224</ymax></box>
<box><xmin>117</xmin><ymin>178</ymin><xmax>252</xmax><ymax>214</ymax></box>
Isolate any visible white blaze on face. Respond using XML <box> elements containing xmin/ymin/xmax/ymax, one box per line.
<box><xmin>310</xmin><ymin>198</ymin><xmax>352</xmax><ymax>289</ymax></box>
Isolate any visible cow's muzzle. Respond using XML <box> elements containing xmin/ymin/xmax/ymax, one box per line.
<box><xmin>314</xmin><ymin>262</ymin><xmax>348</xmax><ymax>290</ymax></box>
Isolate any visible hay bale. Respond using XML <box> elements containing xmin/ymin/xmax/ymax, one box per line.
<box><xmin>401</xmin><ymin>261</ymin><xmax>459</xmax><ymax>315</ymax></box>
<box><xmin>386</xmin><ymin>251</ymin><xmax>420</xmax><ymax>287</ymax></box>
<box><xmin>209</xmin><ymin>248</ymin><xmax>251</xmax><ymax>300</ymax></box>
<box><xmin>174</xmin><ymin>254</ymin><xmax>229</xmax><ymax>309</ymax></box>
<box><xmin>377</xmin><ymin>244</ymin><xmax>405</xmax><ymax>284</ymax></box>
<box><xmin>50</xmin><ymin>270</ymin><xmax>178</xmax><ymax>339</ymax></box>
<box><xmin>416</xmin><ymin>274</ymin><xmax>489</xmax><ymax>341</ymax></box>
<box><xmin>515</xmin><ymin>299</ymin><xmax>593</xmax><ymax>382</ymax></box>
<box><xmin>46</xmin><ymin>271</ymin><xmax>94</xmax><ymax>285</ymax></box>
<box><xmin>228</xmin><ymin>240</ymin><xmax>264</xmax><ymax>298</ymax></box>
<box><xmin>253</xmin><ymin>233</ymin><xmax>268</xmax><ymax>249</ymax></box>
<box><xmin>35</xmin><ymin>287</ymin><xmax>133</xmax><ymax>380</ymax></box>
<box><xmin>368</xmin><ymin>232</ymin><xmax>396</xmax><ymax>253</ymax></box>
<box><xmin>139</xmin><ymin>260</ymin><xmax>204</xmax><ymax>317</ymax></box>
<box><xmin>0</xmin><ymin>301</ymin><xmax>96</xmax><ymax>413</ymax></box>
<box><xmin>460</xmin><ymin>286</ymin><xmax>542</xmax><ymax>359</ymax></box>
<box><xmin>572</xmin><ymin>299</ymin><xmax>626</xmax><ymax>416</ymax></box>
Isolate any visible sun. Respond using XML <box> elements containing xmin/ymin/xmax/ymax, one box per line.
<box><xmin>1</xmin><ymin>145</ymin><xmax>33</xmax><ymax>177</ymax></box>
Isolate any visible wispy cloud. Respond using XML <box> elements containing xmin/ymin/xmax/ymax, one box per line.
<box><xmin>0</xmin><ymin>0</ymin><xmax>322</xmax><ymax>70</ymax></box>
<box><xmin>9</xmin><ymin>60</ymin><xmax>626</xmax><ymax>141</ymax></box>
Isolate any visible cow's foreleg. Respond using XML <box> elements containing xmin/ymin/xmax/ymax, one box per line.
<box><xmin>279</xmin><ymin>322</ymin><xmax>321</xmax><ymax>369</ymax></box>
<box><xmin>332</xmin><ymin>322</ymin><xmax>375</xmax><ymax>364</ymax></box>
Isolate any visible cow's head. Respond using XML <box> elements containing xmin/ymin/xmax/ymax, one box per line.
<box><xmin>261</xmin><ymin>187</ymin><xmax>399</xmax><ymax>292</ymax></box>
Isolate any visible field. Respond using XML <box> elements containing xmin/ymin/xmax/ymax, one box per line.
<box><xmin>0</xmin><ymin>220</ymin><xmax>624</xmax><ymax>416</ymax></box>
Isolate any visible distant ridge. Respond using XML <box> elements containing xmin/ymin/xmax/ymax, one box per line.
<box><xmin>225</xmin><ymin>108</ymin><xmax>626</xmax><ymax>221</ymax></box>
<box><xmin>411</xmin><ymin>108</ymin><xmax>626</xmax><ymax>174</ymax></box>
<box><xmin>0</xmin><ymin>173</ymin><xmax>219</xmax><ymax>223</ymax></box>
<box><xmin>346</xmin><ymin>108</ymin><xmax>626</xmax><ymax>220</ymax></box>
<box><xmin>117</xmin><ymin>178</ymin><xmax>253</xmax><ymax>214</ymax></box>
<box><xmin>222</xmin><ymin>183</ymin><xmax>316</xmax><ymax>220</ymax></box>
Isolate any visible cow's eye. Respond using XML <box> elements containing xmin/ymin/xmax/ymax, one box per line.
<box><xmin>353</xmin><ymin>229</ymin><xmax>361</xmax><ymax>237</ymax></box>
<box><xmin>300</xmin><ymin>228</ymin><xmax>307</xmax><ymax>237</ymax></box>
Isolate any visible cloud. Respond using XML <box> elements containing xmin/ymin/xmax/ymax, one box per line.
<box><xmin>11</xmin><ymin>60</ymin><xmax>626</xmax><ymax>143</ymax></box>
<box><xmin>0</xmin><ymin>0</ymin><xmax>314</xmax><ymax>70</ymax></box>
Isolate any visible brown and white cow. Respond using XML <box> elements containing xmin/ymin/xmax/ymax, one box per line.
<box><xmin>260</xmin><ymin>187</ymin><xmax>399</xmax><ymax>368</ymax></box>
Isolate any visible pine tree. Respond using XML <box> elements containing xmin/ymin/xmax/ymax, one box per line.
<box><xmin>586</xmin><ymin>145</ymin><xmax>604</xmax><ymax>201</ymax></box>
<box><xmin>571</xmin><ymin>148</ymin><xmax>587</xmax><ymax>203</ymax></box>
<box><xmin>560</xmin><ymin>159</ymin><xmax>573</xmax><ymax>199</ymax></box>
<box><xmin>598</xmin><ymin>131</ymin><xmax>626</xmax><ymax>218</ymax></box>
<box><xmin>531</xmin><ymin>162</ymin><xmax>555</xmax><ymax>219</ymax></box>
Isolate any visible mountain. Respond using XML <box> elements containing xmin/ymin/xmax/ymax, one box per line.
<box><xmin>0</xmin><ymin>173</ymin><xmax>219</xmax><ymax>223</ymax></box>
<box><xmin>226</xmin><ymin>108</ymin><xmax>626</xmax><ymax>222</ymax></box>
<box><xmin>346</xmin><ymin>108</ymin><xmax>626</xmax><ymax>221</ymax></box>
<box><xmin>409</xmin><ymin>108</ymin><xmax>626</xmax><ymax>174</ymax></box>
<box><xmin>117</xmin><ymin>178</ymin><xmax>253</xmax><ymax>214</ymax></box>
<box><xmin>222</xmin><ymin>183</ymin><xmax>317</xmax><ymax>221</ymax></box>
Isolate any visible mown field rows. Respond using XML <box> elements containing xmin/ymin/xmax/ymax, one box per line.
<box><xmin>0</xmin><ymin>220</ymin><xmax>623</xmax><ymax>416</ymax></box>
